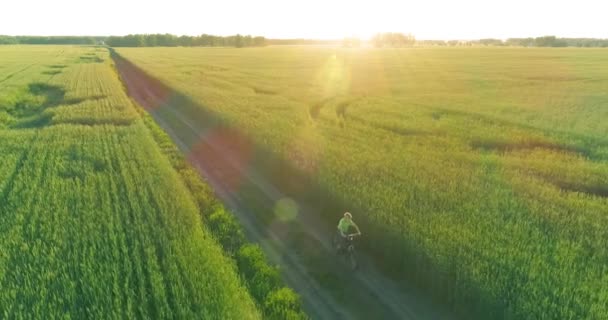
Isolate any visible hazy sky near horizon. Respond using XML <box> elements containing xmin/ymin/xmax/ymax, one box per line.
<box><xmin>2</xmin><ymin>0</ymin><xmax>606</xmax><ymax>39</ymax></box>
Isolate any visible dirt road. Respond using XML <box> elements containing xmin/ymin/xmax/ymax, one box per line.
<box><xmin>112</xmin><ymin>52</ymin><xmax>454</xmax><ymax>320</ymax></box>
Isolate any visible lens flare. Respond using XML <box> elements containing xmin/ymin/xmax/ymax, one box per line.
<box><xmin>274</xmin><ymin>198</ymin><xmax>298</xmax><ymax>222</ymax></box>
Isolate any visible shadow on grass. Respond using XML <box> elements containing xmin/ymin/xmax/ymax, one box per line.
<box><xmin>436</xmin><ymin>107</ymin><xmax>608</xmax><ymax>161</ymax></box>
<box><xmin>8</xmin><ymin>82</ymin><xmax>108</xmax><ymax>129</ymax></box>
<box><xmin>112</xmin><ymin>48</ymin><xmax>474</xmax><ymax>319</ymax></box>
<box><xmin>557</xmin><ymin>182</ymin><xmax>608</xmax><ymax>198</ymax></box>
<box><xmin>47</xmin><ymin>64</ymin><xmax>67</xmax><ymax>69</ymax></box>
<box><xmin>470</xmin><ymin>138</ymin><xmax>585</xmax><ymax>155</ymax></box>
<box><xmin>58</xmin><ymin>144</ymin><xmax>108</xmax><ymax>180</ymax></box>
<box><xmin>7</xmin><ymin>83</ymin><xmax>65</xmax><ymax>128</ymax></box>
<box><xmin>79</xmin><ymin>55</ymin><xmax>104</xmax><ymax>63</ymax></box>
<box><xmin>539</xmin><ymin>176</ymin><xmax>608</xmax><ymax>198</ymax></box>
<box><xmin>42</xmin><ymin>70</ymin><xmax>62</xmax><ymax>75</ymax></box>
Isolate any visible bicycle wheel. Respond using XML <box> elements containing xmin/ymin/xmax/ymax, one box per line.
<box><xmin>348</xmin><ymin>247</ymin><xmax>358</xmax><ymax>270</ymax></box>
<box><xmin>332</xmin><ymin>233</ymin><xmax>341</xmax><ymax>253</ymax></box>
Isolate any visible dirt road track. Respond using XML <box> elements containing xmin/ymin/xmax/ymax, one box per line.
<box><xmin>112</xmin><ymin>52</ymin><xmax>455</xmax><ymax>320</ymax></box>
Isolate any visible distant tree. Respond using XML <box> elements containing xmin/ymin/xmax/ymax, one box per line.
<box><xmin>197</xmin><ymin>34</ymin><xmax>210</xmax><ymax>46</ymax></box>
<box><xmin>0</xmin><ymin>35</ymin><xmax>18</xmax><ymax>44</ymax></box>
<box><xmin>146</xmin><ymin>34</ymin><xmax>158</xmax><ymax>47</ymax></box>
<box><xmin>156</xmin><ymin>34</ymin><xmax>177</xmax><ymax>46</ymax></box>
<box><xmin>253</xmin><ymin>36</ymin><xmax>266</xmax><ymax>46</ymax></box>
<box><xmin>243</xmin><ymin>35</ymin><xmax>253</xmax><ymax>47</ymax></box>
<box><xmin>372</xmin><ymin>33</ymin><xmax>415</xmax><ymax>47</ymax></box>
<box><xmin>478</xmin><ymin>38</ymin><xmax>504</xmax><ymax>46</ymax></box>
<box><xmin>135</xmin><ymin>34</ymin><xmax>146</xmax><ymax>47</ymax></box>
<box><xmin>212</xmin><ymin>35</ymin><xmax>224</xmax><ymax>46</ymax></box>
<box><xmin>178</xmin><ymin>35</ymin><xmax>192</xmax><ymax>46</ymax></box>
<box><xmin>534</xmin><ymin>35</ymin><xmax>567</xmax><ymax>47</ymax></box>
<box><xmin>506</xmin><ymin>38</ymin><xmax>535</xmax><ymax>47</ymax></box>
<box><xmin>234</xmin><ymin>34</ymin><xmax>244</xmax><ymax>48</ymax></box>
<box><xmin>417</xmin><ymin>40</ymin><xmax>446</xmax><ymax>46</ymax></box>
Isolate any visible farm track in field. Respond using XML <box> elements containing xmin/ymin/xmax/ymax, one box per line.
<box><xmin>113</xmin><ymin>52</ymin><xmax>453</xmax><ymax>320</ymax></box>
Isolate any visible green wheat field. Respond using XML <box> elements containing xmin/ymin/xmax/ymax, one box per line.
<box><xmin>1</xmin><ymin>44</ymin><xmax>607</xmax><ymax>319</ymax></box>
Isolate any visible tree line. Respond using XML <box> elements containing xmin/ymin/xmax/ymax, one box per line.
<box><xmin>506</xmin><ymin>36</ymin><xmax>608</xmax><ymax>47</ymax></box>
<box><xmin>106</xmin><ymin>34</ymin><xmax>266</xmax><ymax>47</ymax></box>
<box><xmin>0</xmin><ymin>34</ymin><xmax>266</xmax><ymax>47</ymax></box>
<box><xmin>267</xmin><ymin>38</ymin><xmax>340</xmax><ymax>46</ymax></box>
<box><xmin>3</xmin><ymin>34</ymin><xmax>607</xmax><ymax>48</ymax></box>
<box><xmin>419</xmin><ymin>36</ymin><xmax>608</xmax><ymax>47</ymax></box>
<box><xmin>0</xmin><ymin>36</ymin><xmax>104</xmax><ymax>45</ymax></box>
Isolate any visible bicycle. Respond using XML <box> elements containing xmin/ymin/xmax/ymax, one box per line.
<box><xmin>333</xmin><ymin>232</ymin><xmax>361</xmax><ymax>270</ymax></box>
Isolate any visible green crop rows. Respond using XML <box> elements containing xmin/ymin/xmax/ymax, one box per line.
<box><xmin>118</xmin><ymin>46</ymin><xmax>608</xmax><ymax>319</ymax></box>
<box><xmin>0</xmin><ymin>45</ymin><xmax>306</xmax><ymax>318</ymax></box>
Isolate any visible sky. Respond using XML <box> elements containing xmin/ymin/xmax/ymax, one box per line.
<box><xmin>2</xmin><ymin>0</ymin><xmax>606</xmax><ymax>40</ymax></box>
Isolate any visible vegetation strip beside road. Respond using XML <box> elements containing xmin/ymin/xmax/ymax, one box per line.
<box><xmin>107</xmin><ymin>50</ymin><xmax>308</xmax><ymax>319</ymax></box>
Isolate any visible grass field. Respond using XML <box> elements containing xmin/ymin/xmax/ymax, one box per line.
<box><xmin>0</xmin><ymin>46</ymin><xmax>269</xmax><ymax>318</ymax></box>
<box><xmin>117</xmin><ymin>46</ymin><xmax>608</xmax><ymax>319</ymax></box>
